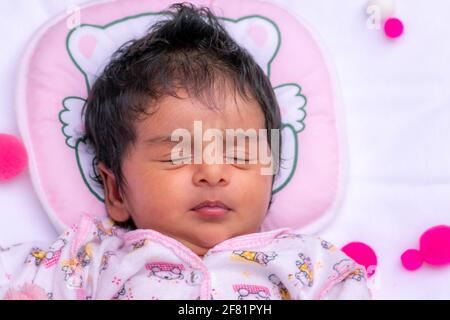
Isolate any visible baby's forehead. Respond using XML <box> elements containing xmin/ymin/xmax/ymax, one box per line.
<box><xmin>135</xmin><ymin>92</ymin><xmax>265</xmax><ymax>140</ymax></box>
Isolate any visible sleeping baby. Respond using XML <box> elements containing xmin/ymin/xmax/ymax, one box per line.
<box><xmin>0</xmin><ymin>3</ymin><xmax>370</xmax><ymax>300</ymax></box>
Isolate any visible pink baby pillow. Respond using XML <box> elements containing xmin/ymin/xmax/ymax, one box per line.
<box><xmin>17</xmin><ymin>0</ymin><xmax>345</xmax><ymax>233</ymax></box>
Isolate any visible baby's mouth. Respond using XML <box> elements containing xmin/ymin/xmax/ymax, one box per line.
<box><xmin>191</xmin><ymin>200</ymin><xmax>231</xmax><ymax>218</ymax></box>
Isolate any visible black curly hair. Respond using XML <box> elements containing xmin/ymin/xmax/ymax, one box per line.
<box><xmin>81</xmin><ymin>2</ymin><xmax>282</xmax><ymax>202</ymax></box>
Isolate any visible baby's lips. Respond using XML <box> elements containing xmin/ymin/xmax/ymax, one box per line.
<box><xmin>191</xmin><ymin>200</ymin><xmax>231</xmax><ymax>211</ymax></box>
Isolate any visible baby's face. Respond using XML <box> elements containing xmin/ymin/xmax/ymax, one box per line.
<box><xmin>99</xmin><ymin>89</ymin><xmax>273</xmax><ymax>257</ymax></box>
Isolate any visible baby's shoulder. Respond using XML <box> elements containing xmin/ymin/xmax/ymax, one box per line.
<box><xmin>261</xmin><ymin>229</ymin><xmax>350</xmax><ymax>262</ymax></box>
<box><xmin>261</xmin><ymin>230</ymin><xmax>367</xmax><ymax>287</ymax></box>
<box><xmin>268</xmin><ymin>229</ymin><xmax>337</xmax><ymax>249</ymax></box>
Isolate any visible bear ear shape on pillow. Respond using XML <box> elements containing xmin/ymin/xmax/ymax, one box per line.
<box><xmin>67</xmin><ymin>14</ymin><xmax>165</xmax><ymax>91</ymax></box>
<box><xmin>222</xmin><ymin>16</ymin><xmax>280</xmax><ymax>76</ymax></box>
<box><xmin>67</xmin><ymin>14</ymin><xmax>280</xmax><ymax>91</ymax></box>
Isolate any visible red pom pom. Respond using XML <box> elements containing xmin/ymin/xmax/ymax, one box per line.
<box><xmin>0</xmin><ymin>133</ymin><xmax>28</xmax><ymax>181</ymax></box>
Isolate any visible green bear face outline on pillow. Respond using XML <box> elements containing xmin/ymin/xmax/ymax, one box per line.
<box><xmin>58</xmin><ymin>12</ymin><xmax>307</xmax><ymax>202</ymax></box>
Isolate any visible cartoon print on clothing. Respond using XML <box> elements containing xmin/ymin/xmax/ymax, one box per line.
<box><xmin>59</xmin><ymin>243</ymin><xmax>94</xmax><ymax>289</ymax></box>
<box><xmin>131</xmin><ymin>239</ymin><xmax>149</xmax><ymax>250</ymax></box>
<box><xmin>348</xmin><ymin>267</ymin><xmax>366</xmax><ymax>282</ymax></box>
<box><xmin>76</xmin><ymin>243</ymin><xmax>93</xmax><ymax>267</ymax></box>
<box><xmin>99</xmin><ymin>251</ymin><xmax>116</xmax><ymax>273</ymax></box>
<box><xmin>61</xmin><ymin>259</ymin><xmax>83</xmax><ymax>289</ymax></box>
<box><xmin>233</xmin><ymin>284</ymin><xmax>271</xmax><ymax>300</ymax></box>
<box><xmin>112</xmin><ymin>284</ymin><xmax>126</xmax><ymax>300</ymax></box>
<box><xmin>295</xmin><ymin>253</ymin><xmax>313</xmax><ymax>287</ymax></box>
<box><xmin>26</xmin><ymin>247</ymin><xmax>46</xmax><ymax>266</ymax></box>
<box><xmin>93</xmin><ymin>218</ymin><xmax>117</xmax><ymax>241</ymax></box>
<box><xmin>0</xmin><ymin>215</ymin><xmax>371</xmax><ymax>300</ymax></box>
<box><xmin>116</xmin><ymin>283</ymin><xmax>135</xmax><ymax>300</ymax></box>
<box><xmin>320</xmin><ymin>240</ymin><xmax>337</xmax><ymax>252</ymax></box>
<box><xmin>328</xmin><ymin>258</ymin><xmax>357</xmax><ymax>282</ymax></box>
<box><xmin>275</xmin><ymin>233</ymin><xmax>304</xmax><ymax>241</ymax></box>
<box><xmin>186</xmin><ymin>271</ymin><xmax>203</xmax><ymax>286</ymax></box>
<box><xmin>2</xmin><ymin>243</ymin><xmax>24</xmax><ymax>252</ymax></box>
<box><xmin>268</xmin><ymin>274</ymin><xmax>291</xmax><ymax>300</ymax></box>
<box><xmin>232</xmin><ymin>250</ymin><xmax>277</xmax><ymax>266</ymax></box>
<box><xmin>24</xmin><ymin>239</ymin><xmax>67</xmax><ymax>268</ymax></box>
<box><xmin>145</xmin><ymin>262</ymin><xmax>185</xmax><ymax>280</ymax></box>
<box><xmin>44</xmin><ymin>239</ymin><xmax>67</xmax><ymax>268</ymax></box>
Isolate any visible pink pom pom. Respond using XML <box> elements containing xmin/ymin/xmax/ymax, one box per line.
<box><xmin>3</xmin><ymin>283</ymin><xmax>48</xmax><ymax>300</ymax></box>
<box><xmin>342</xmin><ymin>241</ymin><xmax>377</xmax><ymax>277</ymax></box>
<box><xmin>401</xmin><ymin>249</ymin><xmax>423</xmax><ymax>271</ymax></box>
<box><xmin>420</xmin><ymin>225</ymin><xmax>450</xmax><ymax>265</ymax></box>
<box><xmin>0</xmin><ymin>133</ymin><xmax>28</xmax><ymax>181</ymax></box>
<box><xmin>384</xmin><ymin>17</ymin><xmax>404</xmax><ymax>38</ymax></box>
<box><xmin>401</xmin><ymin>225</ymin><xmax>450</xmax><ymax>271</ymax></box>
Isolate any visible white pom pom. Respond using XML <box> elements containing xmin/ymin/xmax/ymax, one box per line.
<box><xmin>367</xmin><ymin>0</ymin><xmax>395</xmax><ymax>21</ymax></box>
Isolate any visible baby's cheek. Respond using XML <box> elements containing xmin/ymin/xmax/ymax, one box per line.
<box><xmin>125</xmin><ymin>174</ymin><xmax>173</xmax><ymax>217</ymax></box>
<box><xmin>235</xmin><ymin>171</ymin><xmax>272</xmax><ymax>206</ymax></box>
<box><xmin>146</xmin><ymin>170</ymin><xmax>192</xmax><ymax>206</ymax></box>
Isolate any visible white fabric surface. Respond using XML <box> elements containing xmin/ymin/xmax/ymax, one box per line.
<box><xmin>1</xmin><ymin>0</ymin><xmax>449</xmax><ymax>299</ymax></box>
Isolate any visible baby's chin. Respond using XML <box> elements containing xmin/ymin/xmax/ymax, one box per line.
<box><xmin>185</xmin><ymin>226</ymin><xmax>241</xmax><ymax>255</ymax></box>
<box><xmin>194</xmin><ymin>229</ymin><xmax>232</xmax><ymax>247</ymax></box>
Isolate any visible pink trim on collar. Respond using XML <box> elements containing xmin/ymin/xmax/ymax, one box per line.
<box><xmin>122</xmin><ymin>227</ymin><xmax>293</xmax><ymax>299</ymax></box>
<box><xmin>123</xmin><ymin>229</ymin><xmax>211</xmax><ymax>299</ymax></box>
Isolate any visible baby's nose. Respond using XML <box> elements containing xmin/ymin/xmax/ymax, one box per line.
<box><xmin>192</xmin><ymin>163</ymin><xmax>230</xmax><ymax>187</ymax></box>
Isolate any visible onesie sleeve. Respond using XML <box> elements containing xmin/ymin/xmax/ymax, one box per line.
<box><xmin>319</xmin><ymin>272</ymin><xmax>371</xmax><ymax>300</ymax></box>
<box><xmin>272</xmin><ymin>232</ymin><xmax>371</xmax><ymax>300</ymax></box>
<box><xmin>0</xmin><ymin>222</ymin><xmax>81</xmax><ymax>299</ymax></box>
<box><xmin>0</xmin><ymin>242</ymin><xmax>49</xmax><ymax>291</ymax></box>
<box><xmin>0</xmin><ymin>215</ymin><xmax>128</xmax><ymax>300</ymax></box>
<box><xmin>302</xmin><ymin>236</ymin><xmax>371</xmax><ymax>300</ymax></box>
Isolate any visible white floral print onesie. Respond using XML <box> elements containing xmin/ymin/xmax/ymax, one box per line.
<box><xmin>0</xmin><ymin>214</ymin><xmax>371</xmax><ymax>300</ymax></box>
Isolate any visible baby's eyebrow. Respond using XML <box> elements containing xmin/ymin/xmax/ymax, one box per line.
<box><xmin>144</xmin><ymin>135</ymin><xmax>178</xmax><ymax>145</ymax></box>
<box><xmin>144</xmin><ymin>129</ymin><xmax>260</xmax><ymax>145</ymax></box>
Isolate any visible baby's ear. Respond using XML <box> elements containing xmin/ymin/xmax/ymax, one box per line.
<box><xmin>97</xmin><ymin>162</ymin><xmax>130</xmax><ymax>222</ymax></box>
